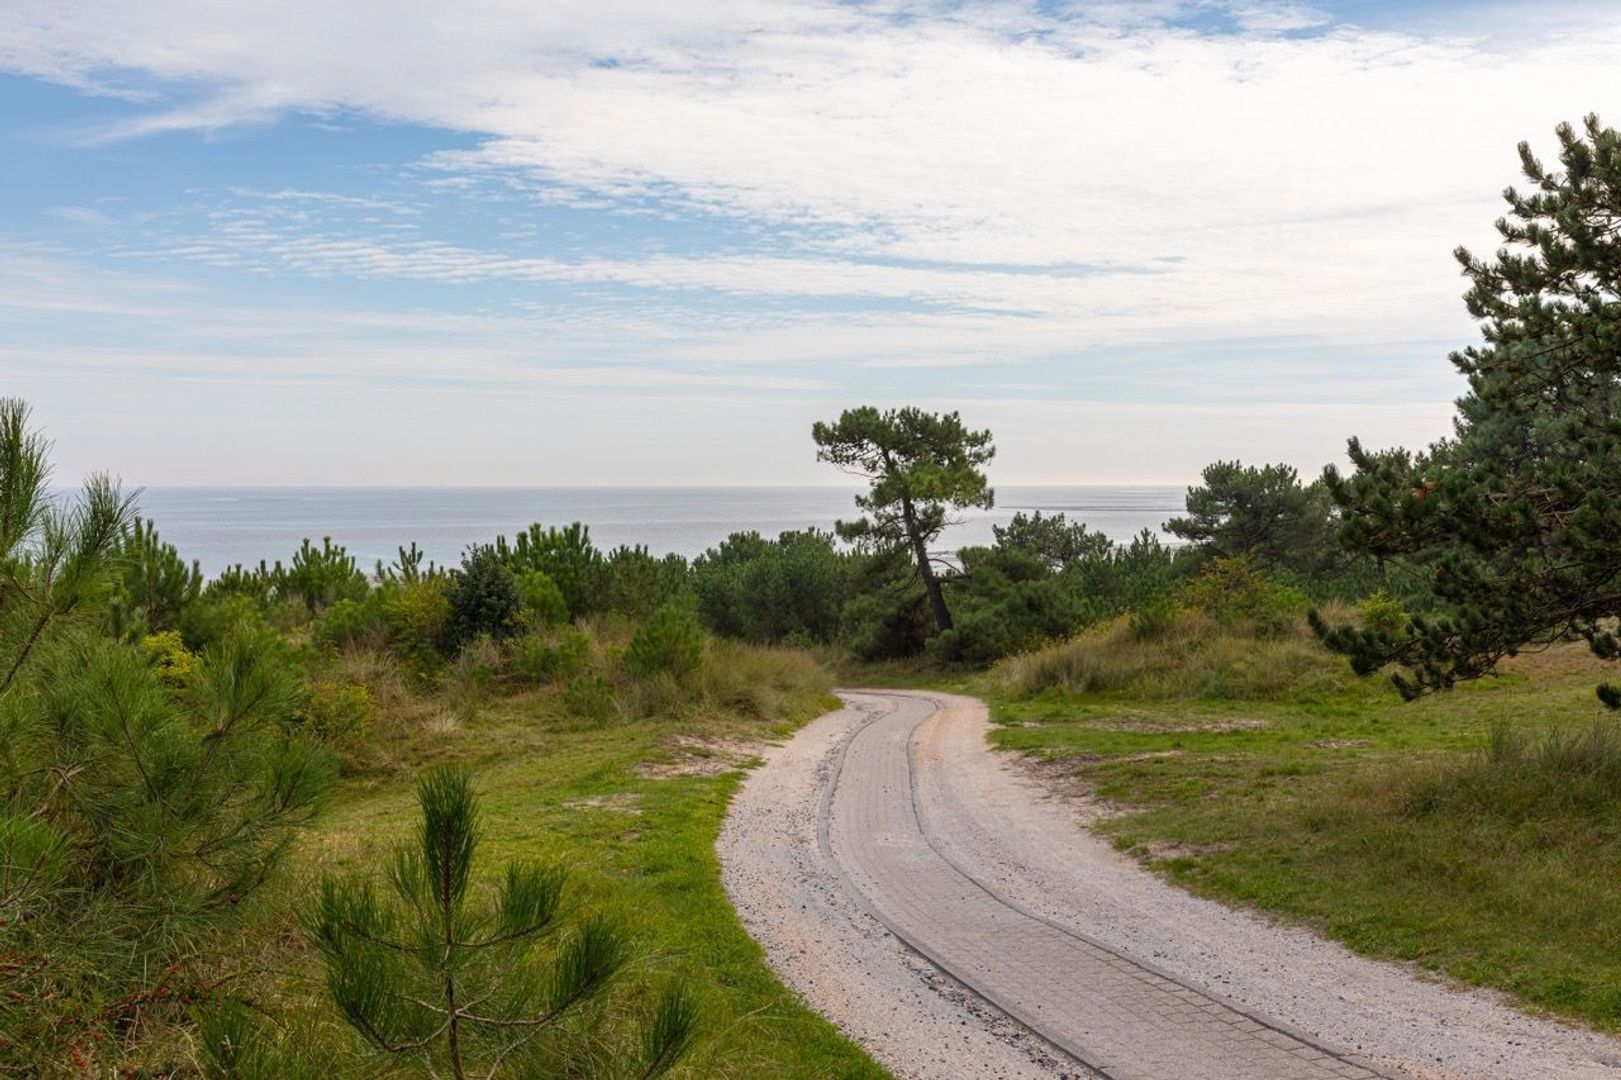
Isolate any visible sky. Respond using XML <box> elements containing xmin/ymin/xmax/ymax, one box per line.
<box><xmin>1</xmin><ymin>1</ymin><xmax>1617</xmax><ymax>487</ymax></box>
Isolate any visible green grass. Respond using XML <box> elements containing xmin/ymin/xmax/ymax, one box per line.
<box><xmin>983</xmin><ymin>619</ymin><xmax>1621</xmax><ymax>1032</ymax></box>
<box><xmin>172</xmin><ymin>642</ymin><xmax>886</xmax><ymax>1078</ymax></box>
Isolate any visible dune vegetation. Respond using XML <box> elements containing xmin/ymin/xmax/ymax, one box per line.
<box><xmin>4</xmin><ymin>115</ymin><xmax>1621</xmax><ymax>1074</ymax></box>
<box><xmin>0</xmin><ymin>398</ymin><xmax>882</xmax><ymax>1077</ymax></box>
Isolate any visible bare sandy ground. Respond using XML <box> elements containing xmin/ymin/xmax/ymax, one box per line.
<box><xmin>718</xmin><ymin>690</ymin><xmax>1621</xmax><ymax>1080</ymax></box>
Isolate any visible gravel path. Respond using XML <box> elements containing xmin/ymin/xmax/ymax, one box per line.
<box><xmin>719</xmin><ymin>689</ymin><xmax>1621</xmax><ymax>1080</ymax></box>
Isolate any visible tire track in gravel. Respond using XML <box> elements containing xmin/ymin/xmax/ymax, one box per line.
<box><xmin>720</xmin><ymin>690</ymin><xmax>1621</xmax><ymax>1080</ymax></box>
<box><xmin>821</xmin><ymin>691</ymin><xmax>1389</xmax><ymax>1080</ymax></box>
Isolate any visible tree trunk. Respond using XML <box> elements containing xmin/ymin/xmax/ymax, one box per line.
<box><xmin>900</xmin><ymin>496</ymin><xmax>952</xmax><ymax>632</ymax></box>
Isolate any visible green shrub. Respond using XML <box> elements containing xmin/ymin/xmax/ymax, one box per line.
<box><xmin>930</xmin><ymin>550</ymin><xmax>1084</xmax><ymax>663</ymax></box>
<box><xmin>295</xmin><ymin>680</ymin><xmax>379</xmax><ymax>746</ymax></box>
<box><xmin>839</xmin><ymin>587</ymin><xmax>932</xmax><ymax>661</ymax></box>
<box><xmin>374</xmin><ymin>540</ymin><xmax>441</xmax><ymax>583</ymax></box>
<box><xmin>625</xmin><ymin>601</ymin><xmax>704</xmax><ymax>681</ymax></box>
<box><xmin>311</xmin><ymin>593</ymin><xmax>386</xmax><ymax>652</ymax></box>
<box><xmin>992</xmin><ymin>511</ymin><xmax>1113</xmax><ymax>569</ymax></box>
<box><xmin>563</xmin><ymin>672</ymin><xmax>617</xmax><ymax>722</ymax></box>
<box><xmin>1358</xmin><ymin>590</ymin><xmax>1409</xmax><ymax>638</ymax></box>
<box><xmin>1</xmin><ymin>630</ymin><xmax>335</xmax><ymax>1072</ymax></box>
<box><xmin>515</xmin><ymin>569</ymin><xmax>569</xmax><ymax>626</ymax></box>
<box><xmin>380</xmin><ymin>579</ymin><xmax>449</xmax><ymax>670</ymax></box>
<box><xmin>178</xmin><ymin>593</ymin><xmax>270</xmax><ymax>652</ymax></box>
<box><xmin>508</xmin><ymin>626</ymin><xmax>590</xmax><ymax>685</ymax></box>
<box><xmin>443</xmin><ymin>545</ymin><xmax>523</xmax><ymax>650</ymax></box>
<box><xmin>1180</xmin><ymin>555</ymin><xmax>1306</xmax><ymax>637</ymax></box>
<box><xmin>142</xmin><ymin>629</ymin><xmax>200</xmax><ymax>687</ymax></box>
<box><xmin>205</xmin><ymin>561</ymin><xmax>275</xmax><ymax>606</ymax></box>
<box><xmin>693</xmin><ymin>530</ymin><xmax>848</xmax><ymax>644</ymax></box>
<box><xmin>1127</xmin><ymin>594</ymin><xmax>1179</xmax><ymax>640</ymax></box>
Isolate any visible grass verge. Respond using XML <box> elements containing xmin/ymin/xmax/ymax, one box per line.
<box><xmin>984</xmin><ymin>615</ymin><xmax>1621</xmax><ymax>1032</ymax></box>
<box><xmin>163</xmin><ymin>641</ymin><xmax>884</xmax><ymax>1078</ymax></box>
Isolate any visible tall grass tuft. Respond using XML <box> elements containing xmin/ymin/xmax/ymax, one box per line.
<box><xmin>693</xmin><ymin>638</ymin><xmax>835</xmax><ymax>722</ymax></box>
<box><xmin>998</xmin><ymin>604</ymin><xmax>1368</xmax><ymax>703</ymax></box>
<box><xmin>1405</xmin><ymin>719</ymin><xmax>1621</xmax><ymax>820</ymax></box>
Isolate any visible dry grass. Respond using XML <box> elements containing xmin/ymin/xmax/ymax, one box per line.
<box><xmin>692</xmin><ymin>638</ymin><xmax>837</xmax><ymax>724</ymax></box>
<box><xmin>997</xmin><ymin>605</ymin><xmax>1367</xmax><ymax>704</ymax></box>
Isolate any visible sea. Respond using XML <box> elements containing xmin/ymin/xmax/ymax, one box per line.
<box><xmin>131</xmin><ymin>486</ymin><xmax>1187</xmax><ymax>576</ymax></box>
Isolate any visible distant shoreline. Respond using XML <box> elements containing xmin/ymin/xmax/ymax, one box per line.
<box><xmin>125</xmin><ymin>484</ymin><xmax>1187</xmax><ymax>576</ymax></box>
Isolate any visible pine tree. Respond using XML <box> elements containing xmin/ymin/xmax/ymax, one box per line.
<box><xmin>0</xmin><ymin>399</ymin><xmax>335</xmax><ymax>1071</ymax></box>
<box><xmin>1318</xmin><ymin>116</ymin><xmax>1621</xmax><ymax>702</ymax></box>
<box><xmin>812</xmin><ymin>406</ymin><xmax>995</xmax><ymax>632</ymax></box>
<box><xmin>1167</xmin><ymin>461</ymin><xmax>1341</xmax><ymax>575</ymax></box>
<box><xmin>306</xmin><ymin>763</ymin><xmax>695</xmax><ymax>1079</ymax></box>
<box><xmin>106</xmin><ymin>515</ymin><xmax>203</xmax><ymax>639</ymax></box>
<box><xmin>0</xmin><ymin>397</ymin><xmax>132</xmax><ymax>696</ymax></box>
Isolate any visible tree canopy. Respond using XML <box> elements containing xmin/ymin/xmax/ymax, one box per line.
<box><xmin>1318</xmin><ymin>115</ymin><xmax>1621</xmax><ymax>702</ymax></box>
<box><xmin>812</xmin><ymin>406</ymin><xmax>994</xmax><ymax>632</ymax></box>
<box><xmin>1166</xmin><ymin>460</ymin><xmax>1340</xmax><ymax>575</ymax></box>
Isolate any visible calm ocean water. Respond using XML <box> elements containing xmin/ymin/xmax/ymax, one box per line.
<box><xmin>132</xmin><ymin>486</ymin><xmax>1187</xmax><ymax>576</ymax></box>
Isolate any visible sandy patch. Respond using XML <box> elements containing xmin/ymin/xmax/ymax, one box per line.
<box><xmin>636</xmin><ymin>735</ymin><xmax>765</xmax><ymax>779</ymax></box>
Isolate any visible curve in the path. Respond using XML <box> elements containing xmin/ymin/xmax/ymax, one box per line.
<box><xmin>721</xmin><ymin>689</ymin><xmax>1621</xmax><ymax>1080</ymax></box>
<box><xmin>821</xmin><ymin>690</ymin><xmax>1389</xmax><ymax>1080</ymax></box>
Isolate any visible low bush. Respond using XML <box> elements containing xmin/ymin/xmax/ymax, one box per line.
<box><xmin>142</xmin><ymin>628</ymin><xmax>201</xmax><ymax>686</ymax></box>
<box><xmin>1358</xmin><ymin>590</ymin><xmax>1409</xmax><ymax>638</ymax></box>
<box><xmin>380</xmin><ymin>578</ymin><xmax>450</xmax><ymax>672</ymax></box>
<box><xmin>311</xmin><ymin>592</ymin><xmax>386</xmax><ymax>652</ymax></box>
<box><xmin>179</xmin><ymin>593</ymin><xmax>270</xmax><ymax>652</ymax></box>
<box><xmin>838</xmin><ymin>578</ymin><xmax>933</xmax><ymax>661</ymax></box>
<box><xmin>443</xmin><ymin>545</ymin><xmax>523</xmax><ymax>650</ymax></box>
<box><xmin>508</xmin><ymin>625</ymin><xmax>591</xmax><ymax>685</ymax></box>
<box><xmin>1179</xmin><ymin>555</ymin><xmax>1307</xmax><ymax>637</ymax></box>
<box><xmin>625</xmin><ymin>600</ymin><xmax>705</xmax><ymax>681</ymax></box>
<box><xmin>563</xmin><ymin>671</ymin><xmax>617</xmax><ymax>723</ymax></box>
<box><xmin>515</xmin><ymin>568</ymin><xmax>569</xmax><ymax>626</ymax></box>
<box><xmin>604</xmin><ymin>544</ymin><xmax>690</xmax><ymax>619</ymax></box>
<box><xmin>106</xmin><ymin>517</ymin><xmax>201</xmax><ymax>639</ymax></box>
<box><xmin>930</xmin><ymin>573</ymin><xmax>1082</xmax><ymax>665</ymax></box>
<box><xmin>693</xmin><ymin>530</ymin><xmax>848</xmax><ymax>644</ymax></box>
<box><xmin>0</xmin><ymin>630</ymin><xmax>336</xmax><ymax>1073</ymax></box>
<box><xmin>273</xmin><ymin>537</ymin><xmax>368</xmax><ymax>614</ymax></box>
<box><xmin>203</xmin><ymin>561</ymin><xmax>275</xmax><ymax>606</ymax></box>
<box><xmin>1127</xmin><ymin>594</ymin><xmax>1178</xmax><ymax>640</ymax></box>
<box><xmin>294</xmin><ymin>679</ymin><xmax>380</xmax><ymax>749</ymax></box>
<box><xmin>496</xmin><ymin>522</ymin><xmax>608</xmax><ymax>618</ymax></box>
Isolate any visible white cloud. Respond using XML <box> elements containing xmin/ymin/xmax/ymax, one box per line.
<box><xmin>1</xmin><ymin>1</ymin><xmax>1608</xmax><ymax>482</ymax></box>
<box><xmin>6</xmin><ymin>0</ymin><xmax>1612</xmax><ymax>347</ymax></box>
